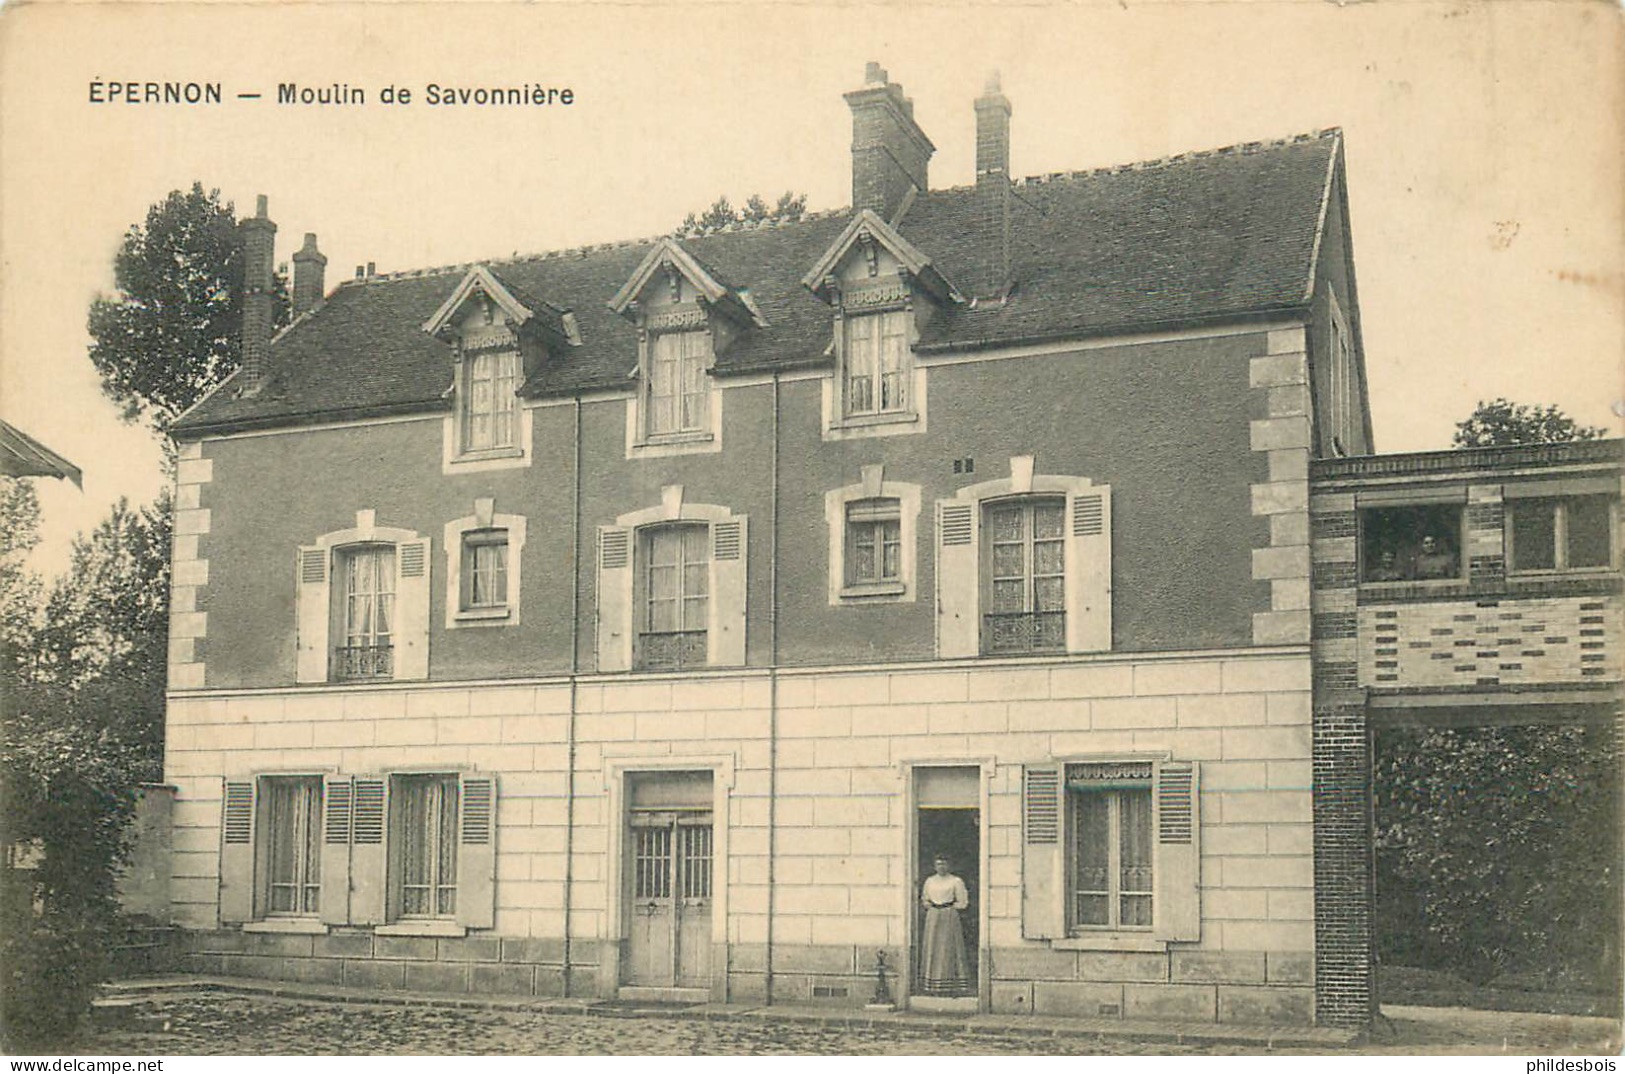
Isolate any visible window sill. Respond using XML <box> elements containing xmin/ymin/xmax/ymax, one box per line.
<box><xmin>839</xmin><ymin>581</ymin><xmax>907</xmax><ymax>601</ymax></box>
<box><xmin>375</xmin><ymin>921</ymin><xmax>466</xmax><ymax>938</ymax></box>
<box><xmin>636</xmin><ymin>431</ymin><xmax>714</xmax><ymax>448</ymax></box>
<box><xmin>833</xmin><ymin>410</ymin><xmax>918</xmax><ymax>431</ymax></box>
<box><xmin>453</xmin><ymin>606</ymin><xmax>512</xmax><ymax>625</ymax></box>
<box><xmin>453</xmin><ymin>446</ymin><xmax>524</xmax><ymax>463</ymax></box>
<box><xmin>243</xmin><ymin>919</ymin><xmax>329</xmax><ymax>935</ymax></box>
<box><xmin>1052</xmin><ymin>933</ymin><xmax>1165</xmax><ymax>953</ymax></box>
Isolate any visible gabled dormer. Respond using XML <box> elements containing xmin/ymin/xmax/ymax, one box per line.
<box><xmin>424</xmin><ymin>264</ymin><xmax>579</xmax><ymax>473</ymax></box>
<box><xmin>609</xmin><ymin>237</ymin><xmax>766</xmax><ymax>458</ymax></box>
<box><xmin>802</xmin><ymin>209</ymin><xmax>959</xmax><ymax>440</ymax></box>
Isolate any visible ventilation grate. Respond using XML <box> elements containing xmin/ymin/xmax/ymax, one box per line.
<box><xmin>223</xmin><ymin>781</ymin><xmax>253</xmax><ymax>845</ymax></box>
<box><xmin>600</xmin><ymin>529</ymin><xmax>630</xmax><ymax>570</ymax></box>
<box><xmin>1024</xmin><ymin>768</ymin><xmax>1059</xmax><ymax>844</ymax></box>
<box><xmin>941</xmin><ymin>504</ymin><xmax>973</xmax><ymax>546</ymax></box>
<box><xmin>712</xmin><ymin>521</ymin><xmax>742</xmax><ymax>561</ymax></box>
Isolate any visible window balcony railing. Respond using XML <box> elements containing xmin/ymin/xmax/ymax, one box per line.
<box><xmin>636</xmin><ymin>631</ymin><xmax>707</xmax><ymax>671</ymax></box>
<box><xmin>982</xmin><ymin>612</ymin><xmax>1066</xmax><ymax>655</ymax></box>
<box><xmin>333</xmin><ymin>644</ymin><xmax>393</xmax><ymax>681</ymax></box>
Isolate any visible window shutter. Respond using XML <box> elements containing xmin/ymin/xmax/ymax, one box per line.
<box><xmin>1153</xmin><ymin>760</ymin><xmax>1201</xmax><ymax>942</ymax></box>
<box><xmin>456</xmin><ymin>774</ymin><xmax>497</xmax><ymax>929</ymax></box>
<box><xmin>295</xmin><ymin>546</ymin><xmax>330</xmax><ymax>684</ymax></box>
<box><xmin>219</xmin><ymin>779</ymin><xmax>256</xmax><ymax>925</ymax></box>
<box><xmin>349</xmin><ymin>776</ymin><xmax>388</xmax><ymax>926</ymax></box>
<box><xmin>1020</xmin><ymin>765</ymin><xmax>1064</xmax><ymax>939</ymax></box>
<box><xmin>708</xmin><ymin>517</ymin><xmax>748</xmax><ymax>667</ymax></box>
<box><xmin>1065</xmin><ymin>486</ymin><xmax>1112</xmax><ymax>654</ymax></box>
<box><xmin>936</xmin><ymin>500</ymin><xmax>979</xmax><ymax>658</ymax></box>
<box><xmin>394</xmin><ymin>539</ymin><xmax>431</xmax><ymax>680</ymax></box>
<box><xmin>596</xmin><ymin>526</ymin><xmax>633</xmax><ymax>673</ymax></box>
<box><xmin>319</xmin><ymin>775</ymin><xmax>353</xmax><ymax>925</ymax></box>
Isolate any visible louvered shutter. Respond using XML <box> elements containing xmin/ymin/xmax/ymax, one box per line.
<box><xmin>394</xmin><ymin>539</ymin><xmax>431</xmax><ymax>680</ymax></box>
<box><xmin>708</xmin><ymin>517</ymin><xmax>747</xmax><ymax>667</ymax></box>
<box><xmin>219</xmin><ymin>779</ymin><xmax>256</xmax><ymax>924</ymax></box>
<box><xmin>295</xmin><ymin>546</ymin><xmax>330</xmax><ymax>683</ymax></box>
<box><xmin>349</xmin><ymin>776</ymin><xmax>388</xmax><ymax>926</ymax></box>
<box><xmin>1065</xmin><ymin>486</ymin><xmax>1112</xmax><ymax>653</ymax></box>
<box><xmin>596</xmin><ymin>526</ymin><xmax>633</xmax><ymax>672</ymax></box>
<box><xmin>456</xmin><ymin>774</ymin><xmax>497</xmax><ymax>928</ymax></box>
<box><xmin>1020</xmin><ymin>764</ymin><xmax>1064</xmax><ymax>939</ymax></box>
<box><xmin>936</xmin><ymin>500</ymin><xmax>979</xmax><ymax>658</ymax></box>
<box><xmin>319</xmin><ymin>775</ymin><xmax>353</xmax><ymax>925</ymax></box>
<box><xmin>1153</xmin><ymin>760</ymin><xmax>1201</xmax><ymax>942</ymax></box>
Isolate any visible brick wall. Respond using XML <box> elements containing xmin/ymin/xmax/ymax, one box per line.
<box><xmin>1359</xmin><ymin>596</ymin><xmax>1621</xmax><ymax>688</ymax></box>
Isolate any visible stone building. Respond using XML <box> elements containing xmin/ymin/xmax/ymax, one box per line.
<box><xmin>157</xmin><ymin>64</ymin><xmax>1616</xmax><ymax>1028</ymax></box>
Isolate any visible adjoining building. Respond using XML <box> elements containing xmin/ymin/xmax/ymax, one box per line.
<box><xmin>156</xmin><ymin>64</ymin><xmax>1620</xmax><ymax>1028</ymax></box>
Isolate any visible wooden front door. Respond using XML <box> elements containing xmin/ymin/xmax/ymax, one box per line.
<box><xmin>627</xmin><ymin>810</ymin><xmax>713</xmax><ymax>988</ymax></box>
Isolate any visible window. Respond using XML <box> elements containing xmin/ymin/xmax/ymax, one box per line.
<box><xmin>263</xmin><ymin>777</ymin><xmax>323</xmax><ymax>916</ymax></box>
<box><xmin>846</xmin><ymin>498</ymin><xmax>902</xmax><ymax>589</ymax></box>
<box><xmin>844</xmin><ymin>310</ymin><xmax>911</xmax><ymax>419</ymax></box>
<box><xmin>461</xmin><ymin>530</ymin><xmax>508</xmax><ymax>611</ymax></box>
<box><xmin>1360</xmin><ymin>504</ymin><xmax>1463</xmax><ymax>583</ymax></box>
<box><xmin>1508</xmin><ymin>496</ymin><xmax>1614</xmax><ymax>573</ymax></box>
<box><xmin>639</xmin><ymin>524</ymin><xmax>709</xmax><ymax>671</ymax></box>
<box><xmin>462</xmin><ymin>349</ymin><xmax>520</xmax><ymax>453</ymax></box>
<box><xmin>983</xmin><ymin>498</ymin><xmax>1066</xmax><ymax>654</ymax></box>
<box><xmin>333</xmin><ymin>545</ymin><xmax>395</xmax><ymax>680</ymax></box>
<box><xmin>646</xmin><ymin>330</ymin><xmax>711</xmax><ymax>438</ymax></box>
<box><xmin>1020</xmin><ymin>761</ymin><xmax>1199</xmax><ymax>945</ymax></box>
<box><xmin>1067</xmin><ymin>763</ymin><xmax>1153</xmax><ymax>931</ymax></box>
<box><xmin>394</xmin><ymin>774</ymin><xmax>459</xmax><ymax>919</ymax></box>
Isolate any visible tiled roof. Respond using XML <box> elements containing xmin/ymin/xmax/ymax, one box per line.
<box><xmin>174</xmin><ymin>129</ymin><xmax>1342</xmax><ymax>437</ymax></box>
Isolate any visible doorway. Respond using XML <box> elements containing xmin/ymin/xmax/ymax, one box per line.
<box><xmin>624</xmin><ymin>771</ymin><xmax>714</xmax><ymax>990</ymax></box>
<box><xmin>913</xmin><ymin>766</ymin><xmax>980</xmax><ymax>999</ymax></box>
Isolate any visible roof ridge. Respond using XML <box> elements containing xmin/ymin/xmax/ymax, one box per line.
<box><xmin>344</xmin><ymin>208</ymin><xmax>854</xmax><ymax>287</ymax></box>
<box><xmin>1016</xmin><ymin>127</ymin><xmax>1341</xmax><ymax>187</ymax></box>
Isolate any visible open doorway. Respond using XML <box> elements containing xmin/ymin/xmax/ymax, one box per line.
<box><xmin>913</xmin><ymin>766</ymin><xmax>980</xmax><ymax>1000</ymax></box>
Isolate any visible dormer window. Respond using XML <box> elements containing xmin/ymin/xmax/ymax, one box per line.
<box><xmin>462</xmin><ymin>347</ymin><xmax>521</xmax><ymax>453</ymax></box>
<box><xmin>610</xmin><ymin>238</ymin><xmax>767</xmax><ymax>459</ymax></box>
<box><xmin>803</xmin><ymin>210</ymin><xmax>960</xmax><ymax>442</ymax></box>
<box><xmin>844</xmin><ymin>308</ymin><xmax>911</xmax><ymax>418</ymax></box>
<box><xmin>645</xmin><ymin>325</ymin><xmax>712</xmax><ymax>438</ymax></box>
<box><xmin>424</xmin><ymin>264</ymin><xmax>580</xmax><ymax>475</ymax></box>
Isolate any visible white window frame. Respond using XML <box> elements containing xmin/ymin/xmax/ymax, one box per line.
<box><xmin>461</xmin><ymin>347</ymin><xmax>521</xmax><ymax>453</ymax></box>
<box><xmin>982</xmin><ymin>496</ymin><xmax>1069</xmax><ymax>656</ymax></box>
<box><xmin>1506</xmin><ymin>495</ymin><xmax>1618</xmax><ymax>575</ymax></box>
<box><xmin>296</xmin><ymin>511</ymin><xmax>431</xmax><ymax>684</ymax></box>
<box><xmin>822</xmin><ymin>306</ymin><xmax>927</xmax><ymax>441</ymax></box>
<box><xmin>636</xmin><ymin>522</ymin><xmax>711</xmax><ymax>672</ymax></box>
<box><xmin>644</xmin><ymin>329</ymin><xmax>712</xmax><ymax>440</ymax></box>
<box><xmin>442</xmin><ymin>341</ymin><xmax>534</xmax><ymax>474</ymax></box>
<box><xmin>260</xmin><ymin>774</ymin><xmax>323</xmax><ymax>920</ymax></box>
<box><xmin>390</xmin><ymin>772</ymin><xmax>461</xmax><ymax>922</ymax></box>
<box><xmin>1065</xmin><ymin>766</ymin><xmax>1155</xmax><ymax>934</ymax></box>
<box><xmin>824</xmin><ymin>472</ymin><xmax>921</xmax><ymax>605</ymax></box>
<box><xmin>443</xmin><ymin>503</ymin><xmax>527</xmax><ymax>628</ymax></box>
<box><xmin>626</xmin><ymin>316</ymin><xmax>723</xmax><ymax>460</ymax></box>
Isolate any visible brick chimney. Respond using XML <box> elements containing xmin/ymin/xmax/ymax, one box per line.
<box><xmin>844</xmin><ymin>62</ymin><xmax>934</xmax><ymax>221</ymax></box>
<box><xmin>291</xmin><ymin>232</ymin><xmax>327</xmax><ymax>317</ymax></box>
<box><xmin>972</xmin><ymin>72</ymin><xmax>1013</xmax><ymax>302</ymax></box>
<box><xmin>238</xmin><ymin>195</ymin><xmax>277</xmax><ymax>396</ymax></box>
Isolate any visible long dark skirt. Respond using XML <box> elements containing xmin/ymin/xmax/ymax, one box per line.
<box><xmin>920</xmin><ymin>905</ymin><xmax>971</xmax><ymax>995</ymax></box>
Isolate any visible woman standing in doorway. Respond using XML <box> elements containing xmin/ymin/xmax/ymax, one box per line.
<box><xmin>919</xmin><ymin>854</ymin><xmax>971</xmax><ymax>995</ymax></box>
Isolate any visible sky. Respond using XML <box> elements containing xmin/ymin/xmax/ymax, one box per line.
<box><xmin>1</xmin><ymin>0</ymin><xmax>1620</xmax><ymax>578</ymax></box>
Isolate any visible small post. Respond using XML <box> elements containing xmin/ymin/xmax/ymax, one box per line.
<box><xmin>865</xmin><ymin>948</ymin><xmax>895</xmax><ymax>1011</ymax></box>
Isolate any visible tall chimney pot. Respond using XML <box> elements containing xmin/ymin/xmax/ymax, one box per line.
<box><xmin>238</xmin><ymin>195</ymin><xmax>277</xmax><ymax>395</ymax></box>
<box><xmin>972</xmin><ymin>72</ymin><xmax>1013</xmax><ymax>301</ymax></box>
<box><xmin>292</xmin><ymin>232</ymin><xmax>328</xmax><ymax>317</ymax></box>
<box><xmin>844</xmin><ymin>62</ymin><xmax>934</xmax><ymax>221</ymax></box>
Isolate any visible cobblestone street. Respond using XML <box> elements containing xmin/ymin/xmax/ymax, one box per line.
<box><xmin>55</xmin><ymin>992</ymin><xmax>1623</xmax><ymax>1056</ymax></box>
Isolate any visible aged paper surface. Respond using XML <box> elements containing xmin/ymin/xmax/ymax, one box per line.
<box><xmin>0</xmin><ymin>0</ymin><xmax>1620</xmax><ymax>1057</ymax></box>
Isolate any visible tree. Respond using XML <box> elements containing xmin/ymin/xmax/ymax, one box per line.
<box><xmin>87</xmin><ymin>183</ymin><xmax>289</xmax><ymax>435</ymax></box>
<box><xmin>1453</xmin><ymin>398</ymin><xmax>1607</xmax><ymax>448</ymax></box>
<box><xmin>678</xmin><ymin>190</ymin><xmax>807</xmax><ymax>234</ymax></box>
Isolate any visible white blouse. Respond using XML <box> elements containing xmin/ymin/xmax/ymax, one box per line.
<box><xmin>921</xmin><ymin>874</ymin><xmax>969</xmax><ymax>910</ymax></box>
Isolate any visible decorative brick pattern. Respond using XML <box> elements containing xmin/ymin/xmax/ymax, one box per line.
<box><xmin>1357</xmin><ymin>597</ymin><xmax>1621</xmax><ymax>687</ymax></box>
